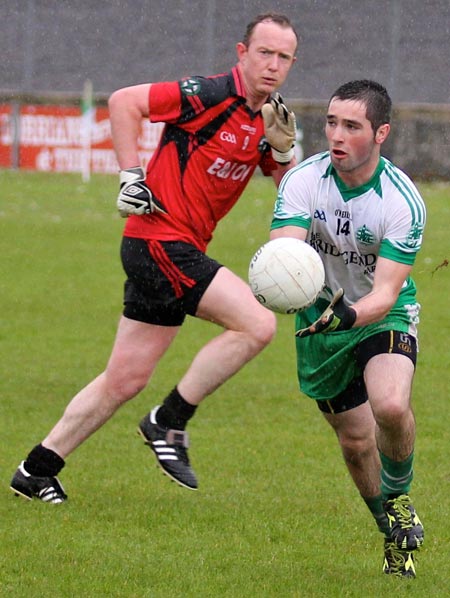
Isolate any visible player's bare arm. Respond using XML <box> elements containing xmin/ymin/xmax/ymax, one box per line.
<box><xmin>109</xmin><ymin>83</ymin><xmax>167</xmax><ymax>218</ymax></box>
<box><xmin>350</xmin><ymin>257</ymin><xmax>413</xmax><ymax>327</ymax></box>
<box><xmin>270</xmin><ymin>160</ymin><xmax>296</xmax><ymax>186</ymax></box>
<box><xmin>108</xmin><ymin>83</ymin><xmax>151</xmax><ymax>169</ymax></box>
<box><xmin>270</xmin><ymin>225</ymin><xmax>307</xmax><ymax>241</ymax></box>
<box><xmin>296</xmin><ymin>257</ymin><xmax>413</xmax><ymax>337</ymax></box>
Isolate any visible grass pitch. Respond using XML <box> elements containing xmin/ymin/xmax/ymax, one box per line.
<box><xmin>1</xmin><ymin>171</ymin><xmax>449</xmax><ymax>597</ymax></box>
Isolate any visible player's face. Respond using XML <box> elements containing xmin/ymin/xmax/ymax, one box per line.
<box><xmin>237</xmin><ymin>21</ymin><xmax>297</xmax><ymax>103</ymax></box>
<box><xmin>326</xmin><ymin>98</ymin><xmax>388</xmax><ymax>187</ymax></box>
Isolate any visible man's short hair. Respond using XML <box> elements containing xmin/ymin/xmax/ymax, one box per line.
<box><xmin>243</xmin><ymin>12</ymin><xmax>298</xmax><ymax>48</ymax></box>
<box><xmin>329</xmin><ymin>80</ymin><xmax>392</xmax><ymax>133</ymax></box>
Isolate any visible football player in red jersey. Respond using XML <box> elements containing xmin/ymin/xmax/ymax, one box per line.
<box><xmin>10</xmin><ymin>13</ymin><xmax>298</xmax><ymax>500</ymax></box>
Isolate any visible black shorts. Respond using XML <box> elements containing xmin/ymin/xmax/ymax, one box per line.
<box><xmin>317</xmin><ymin>330</ymin><xmax>417</xmax><ymax>414</ymax></box>
<box><xmin>121</xmin><ymin>237</ymin><xmax>222</xmax><ymax>326</ymax></box>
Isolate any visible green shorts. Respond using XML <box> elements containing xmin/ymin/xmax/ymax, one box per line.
<box><xmin>295</xmin><ymin>299</ymin><xmax>420</xmax><ymax>400</ymax></box>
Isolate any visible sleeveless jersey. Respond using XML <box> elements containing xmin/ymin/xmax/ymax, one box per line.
<box><xmin>124</xmin><ymin>66</ymin><xmax>276</xmax><ymax>251</ymax></box>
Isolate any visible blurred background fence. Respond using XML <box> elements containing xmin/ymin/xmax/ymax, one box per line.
<box><xmin>1</xmin><ymin>0</ymin><xmax>449</xmax><ymax>178</ymax></box>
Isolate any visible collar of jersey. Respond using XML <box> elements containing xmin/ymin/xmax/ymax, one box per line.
<box><xmin>324</xmin><ymin>156</ymin><xmax>385</xmax><ymax>201</ymax></box>
<box><xmin>232</xmin><ymin>65</ymin><xmax>270</xmax><ymax>118</ymax></box>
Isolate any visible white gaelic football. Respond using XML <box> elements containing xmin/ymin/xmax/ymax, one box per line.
<box><xmin>248</xmin><ymin>237</ymin><xmax>325</xmax><ymax>314</ymax></box>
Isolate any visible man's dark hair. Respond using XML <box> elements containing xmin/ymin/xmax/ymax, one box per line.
<box><xmin>243</xmin><ymin>12</ymin><xmax>298</xmax><ymax>48</ymax></box>
<box><xmin>329</xmin><ymin>80</ymin><xmax>392</xmax><ymax>133</ymax></box>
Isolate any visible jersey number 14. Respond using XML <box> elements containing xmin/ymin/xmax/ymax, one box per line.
<box><xmin>336</xmin><ymin>218</ymin><xmax>351</xmax><ymax>236</ymax></box>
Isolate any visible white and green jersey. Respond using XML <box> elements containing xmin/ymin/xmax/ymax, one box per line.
<box><xmin>271</xmin><ymin>152</ymin><xmax>426</xmax><ymax>309</ymax></box>
<box><xmin>272</xmin><ymin>152</ymin><xmax>427</xmax><ymax>400</ymax></box>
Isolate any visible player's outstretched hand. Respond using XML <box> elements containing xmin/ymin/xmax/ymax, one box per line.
<box><xmin>295</xmin><ymin>289</ymin><xmax>357</xmax><ymax>337</ymax></box>
<box><xmin>117</xmin><ymin>167</ymin><xmax>167</xmax><ymax>218</ymax></box>
<box><xmin>261</xmin><ymin>92</ymin><xmax>296</xmax><ymax>164</ymax></box>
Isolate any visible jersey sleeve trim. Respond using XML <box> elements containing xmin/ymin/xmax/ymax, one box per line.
<box><xmin>271</xmin><ymin>216</ymin><xmax>311</xmax><ymax>230</ymax></box>
<box><xmin>379</xmin><ymin>239</ymin><xmax>417</xmax><ymax>265</ymax></box>
<box><xmin>383</xmin><ymin>160</ymin><xmax>426</xmax><ymax>251</ymax></box>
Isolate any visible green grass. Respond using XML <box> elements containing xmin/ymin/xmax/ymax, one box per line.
<box><xmin>0</xmin><ymin>171</ymin><xmax>449</xmax><ymax>597</ymax></box>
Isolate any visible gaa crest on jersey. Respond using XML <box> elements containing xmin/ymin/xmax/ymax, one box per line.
<box><xmin>356</xmin><ymin>225</ymin><xmax>376</xmax><ymax>245</ymax></box>
<box><xmin>181</xmin><ymin>78</ymin><xmax>201</xmax><ymax>96</ymax></box>
<box><xmin>406</xmin><ymin>222</ymin><xmax>424</xmax><ymax>248</ymax></box>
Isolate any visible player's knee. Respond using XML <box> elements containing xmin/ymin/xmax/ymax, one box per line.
<box><xmin>340</xmin><ymin>436</ymin><xmax>375</xmax><ymax>465</ymax></box>
<box><xmin>105</xmin><ymin>370</ymin><xmax>149</xmax><ymax>405</ymax></box>
<box><xmin>250</xmin><ymin>308</ymin><xmax>277</xmax><ymax>348</ymax></box>
<box><xmin>373</xmin><ymin>397</ymin><xmax>410</xmax><ymax>428</ymax></box>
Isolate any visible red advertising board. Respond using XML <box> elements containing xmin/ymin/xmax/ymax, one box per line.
<box><xmin>0</xmin><ymin>104</ymin><xmax>12</xmax><ymax>167</ymax></box>
<box><xmin>0</xmin><ymin>104</ymin><xmax>164</xmax><ymax>173</ymax></box>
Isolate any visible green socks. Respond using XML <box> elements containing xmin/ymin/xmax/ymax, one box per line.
<box><xmin>363</xmin><ymin>494</ymin><xmax>390</xmax><ymax>536</ymax></box>
<box><xmin>380</xmin><ymin>451</ymin><xmax>414</xmax><ymax>499</ymax></box>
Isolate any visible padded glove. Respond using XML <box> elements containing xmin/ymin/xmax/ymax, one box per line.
<box><xmin>117</xmin><ymin>167</ymin><xmax>167</xmax><ymax>218</ymax></box>
<box><xmin>261</xmin><ymin>93</ymin><xmax>296</xmax><ymax>164</ymax></box>
<box><xmin>295</xmin><ymin>289</ymin><xmax>357</xmax><ymax>337</ymax></box>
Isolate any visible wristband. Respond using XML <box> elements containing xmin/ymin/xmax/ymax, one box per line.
<box><xmin>271</xmin><ymin>147</ymin><xmax>295</xmax><ymax>164</ymax></box>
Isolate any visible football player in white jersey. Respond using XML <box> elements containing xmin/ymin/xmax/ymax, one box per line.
<box><xmin>271</xmin><ymin>80</ymin><xmax>426</xmax><ymax>578</ymax></box>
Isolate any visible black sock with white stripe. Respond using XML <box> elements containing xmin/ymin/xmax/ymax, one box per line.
<box><xmin>156</xmin><ymin>387</ymin><xmax>197</xmax><ymax>430</ymax></box>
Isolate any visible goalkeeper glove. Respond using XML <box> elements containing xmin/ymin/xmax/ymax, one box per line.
<box><xmin>295</xmin><ymin>289</ymin><xmax>357</xmax><ymax>337</ymax></box>
<box><xmin>117</xmin><ymin>167</ymin><xmax>167</xmax><ymax>218</ymax></box>
<box><xmin>261</xmin><ymin>93</ymin><xmax>296</xmax><ymax>164</ymax></box>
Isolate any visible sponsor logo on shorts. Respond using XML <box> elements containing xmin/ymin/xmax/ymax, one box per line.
<box><xmin>398</xmin><ymin>342</ymin><xmax>412</xmax><ymax>353</ymax></box>
<box><xmin>398</xmin><ymin>332</ymin><xmax>413</xmax><ymax>353</ymax></box>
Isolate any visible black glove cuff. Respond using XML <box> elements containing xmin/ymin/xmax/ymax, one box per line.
<box><xmin>340</xmin><ymin>306</ymin><xmax>357</xmax><ymax>330</ymax></box>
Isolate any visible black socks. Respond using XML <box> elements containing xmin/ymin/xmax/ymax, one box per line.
<box><xmin>22</xmin><ymin>390</ymin><xmax>196</xmax><ymax>478</ymax></box>
<box><xmin>155</xmin><ymin>387</ymin><xmax>197</xmax><ymax>430</ymax></box>
<box><xmin>24</xmin><ymin>443</ymin><xmax>65</xmax><ymax>477</ymax></box>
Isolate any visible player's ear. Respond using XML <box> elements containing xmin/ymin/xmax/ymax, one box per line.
<box><xmin>236</xmin><ymin>41</ymin><xmax>248</xmax><ymax>60</ymax></box>
<box><xmin>375</xmin><ymin>123</ymin><xmax>390</xmax><ymax>144</ymax></box>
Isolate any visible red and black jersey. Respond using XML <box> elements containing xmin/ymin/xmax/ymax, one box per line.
<box><xmin>124</xmin><ymin>65</ymin><xmax>277</xmax><ymax>251</ymax></box>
